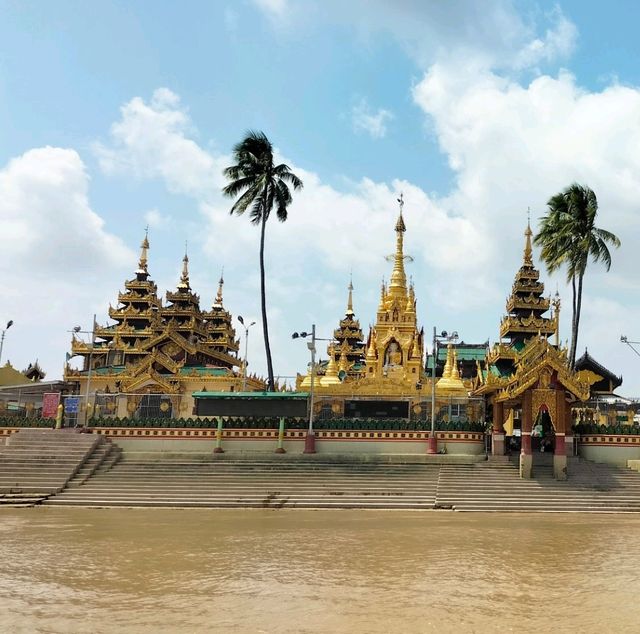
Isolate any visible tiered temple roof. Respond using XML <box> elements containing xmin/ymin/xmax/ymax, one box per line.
<box><xmin>321</xmin><ymin>280</ymin><xmax>366</xmax><ymax>385</ymax></box>
<box><xmin>65</xmin><ymin>232</ymin><xmax>260</xmax><ymax>395</ymax></box>
<box><xmin>486</xmin><ymin>220</ymin><xmax>560</xmax><ymax>376</ymax></box>
<box><xmin>475</xmin><ymin>217</ymin><xmax>595</xmax><ymax>407</ymax></box>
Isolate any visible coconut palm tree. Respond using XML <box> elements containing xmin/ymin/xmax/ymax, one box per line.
<box><xmin>534</xmin><ymin>183</ymin><xmax>620</xmax><ymax>368</ymax></box>
<box><xmin>223</xmin><ymin>131</ymin><xmax>303</xmax><ymax>391</ymax></box>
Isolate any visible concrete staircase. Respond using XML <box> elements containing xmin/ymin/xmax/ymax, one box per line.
<box><xmin>42</xmin><ymin>455</ymin><xmax>640</xmax><ymax>512</ymax></box>
<box><xmin>45</xmin><ymin>460</ymin><xmax>441</xmax><ymax>509</ymax></box>
<box><xmin>436</xmin><ymin>458</ymin><xmax>640</xmax><ymax>512</ymax></box>
<box><xmin>0</xmin><ymin>429</ymin><xmax>112</xmax><ymax>507</ymax></box>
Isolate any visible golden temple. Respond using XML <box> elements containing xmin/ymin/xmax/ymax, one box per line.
<box><xmin>64</xmin><ymin>231</ymin><xmax>265</xmax><ymax>419</ymax></box>
<box><xmin>297</xmin><ymin>197</ymin><xmax>469</xmax><ymax>400</ymax></box>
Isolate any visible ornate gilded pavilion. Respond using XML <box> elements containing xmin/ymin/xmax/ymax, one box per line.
<box><xmin>474</xmin><ymin>221</ymin><xmax>598</xmax><ymax>479</ymax></box>
<box><xmin>65</xmin><ymin>232</ymin><xmax>265</xmax><ymax>420</ymax></box>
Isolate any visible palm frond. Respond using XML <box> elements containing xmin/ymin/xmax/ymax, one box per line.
<box><xmin>229</xmin><ymin>183</ymin><xmax>261</xmax><ymax>216</ymax></box>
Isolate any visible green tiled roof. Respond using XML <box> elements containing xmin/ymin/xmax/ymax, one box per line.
<box><xmin>426</xmin><ymin>344</ymin><xmax>487</xmax><ymax>369</ymax></box>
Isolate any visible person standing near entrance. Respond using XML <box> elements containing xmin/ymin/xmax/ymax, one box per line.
<box><xmin>532</xmin><ymin>421</ymin><xmax>544</xmax><ymax>451</ymax></box>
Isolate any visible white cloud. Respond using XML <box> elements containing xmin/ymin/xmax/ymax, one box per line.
<box><xmin>0</xmin><ymin>147</ymin><xmax>135</xmax><ymax>378</ymax></box>
<box><xmin>144</xmin><ymin>208</ymin><xmax>172</xmax><ymax>229</ymax></box>
<box><xmin>95</xmin><ymin>87</ymin><xmax>227</xmax><ymax>200</ymax></box>
<box><xmin>351</xmin><ymin>99</ymin><xmax>394</xmax><ymax>139</ymax></box>
<box><xmin>257</xmin><ymin>0</ymin><xmax>576</xmax><ymax>73</ymax></box>
<box><xmin>512</xmin><ymin>8</ymin><xmax>578</xmax><ymax>70</ymax></box>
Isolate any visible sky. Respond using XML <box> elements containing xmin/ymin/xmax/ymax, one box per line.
<box><xmin>1</xmin><ymin>0</ymin><xmax>640</xmax><ymax>394</ymax></box>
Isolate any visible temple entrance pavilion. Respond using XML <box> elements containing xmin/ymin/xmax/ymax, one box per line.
<box><xmin>477</xmin><ymin>336</ymin><xmax>593</xmax><ymax>479</ymax></box>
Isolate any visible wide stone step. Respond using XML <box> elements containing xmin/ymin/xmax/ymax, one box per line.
<box><xmin>44</xmin><ymin>498</ymin><xmax>436</xmax><ymax>509</ymax></box>
<box><xmin>57</xmin><ymin>488</ymin><xmax>435</xmax><ymax>498</ymax></box>
<box><xmin>0</xmin><ymin>486</ymin><xmax>62</xmax><ymax>494</ymax></box>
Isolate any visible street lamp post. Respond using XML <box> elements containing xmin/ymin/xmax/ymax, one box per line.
<box><xmin>237</xmin><ymin>316</ymin><xmax>256</xmax><ymax>392</ymax></box>
<box><xmin>429</xmin><ymin>328</ymin><xmax>458</xmax><ymax>454</ymax></box>
<box><xmin>292</xmin><ymin>324</ymin><xmax>318</xmax><ymax>454</ymax></box>
<box><xmin>0</xmin><ymin>320</ymin><xmax>14</xmax><ymax>366</ymax></box>
<box><xmin>621</xmin><ymin>335</ymin><xmax>640</xmax><ymax>359</ymax></box>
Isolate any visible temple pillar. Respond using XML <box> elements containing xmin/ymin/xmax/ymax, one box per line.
<box><xmin>553</xmin><ymin>390</ymin><xmax>567</xmax><ymax>480</ymax></box>
<box><xmin>492</xmin><ymin>401</ymin><xmax>505</xmax><ymax>456</ymax></box>
<box><xmin>520</xmin><ymin>391</ymin><xmax>532</xmax><ymax>479</ymax></box>
<box><xmin>564</xmin><ymin>403</ymin><xmax>575</xmax><ymax>458</ymax></box>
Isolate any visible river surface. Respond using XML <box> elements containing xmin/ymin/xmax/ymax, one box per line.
<box><xmin>0</xmin><ymin>509</ymin><xmax>639</xmax><ymax>633</ymax></box>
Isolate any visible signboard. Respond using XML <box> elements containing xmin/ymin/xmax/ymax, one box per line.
<box><xmin>195</xmin><ymin>394</ymin><xmax>308</xmax><ymax>417</ymax></box>
<box><xmin>64</xmin><ymin>397</ymin><xmax>80</xmax><ymax>414</ymax></box>
<box><xmin>42</xmin><ymin>392</ymin><xmax>61</xmax><ymax>419</ymax></box>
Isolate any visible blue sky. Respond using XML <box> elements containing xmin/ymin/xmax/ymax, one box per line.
<box><xmin>2</xmin><ymin>0</ymin><xmax>640</xmax><ymax>393</ymax></box>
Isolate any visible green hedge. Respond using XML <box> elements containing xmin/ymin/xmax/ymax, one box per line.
<box><xmin>574</xmin><ymin>422</ymin><xmax>640</xmax><ymax>436</ymax></box>
<box><xmin>88</xmin><ymin>416</ymin><xmax>486</xmax><ymax>432</ymax></box>
<box><xmin>0</xmin><ymin>417</ymin><xmax>53</xmax><ymax>428</ymax></box>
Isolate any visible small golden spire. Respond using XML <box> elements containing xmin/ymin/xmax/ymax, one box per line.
<box><xmin>177</xmin><ymin>243</ymin><xmax>190</xmax><ymax>290</ymax></box>
<box><xmin>524</xmin><ymin>209</ymin><xmax>533</xmax><ymax>266</ymax></box>
<box><xmin>322</xmin><ymin>347</ymin><xmax>340</xmax><ymax>385</ymax></box>
<box><xmin>451</xmin><ymin>346</ymin><xmax>461</xmax><ymax>380</ymax></box>
<box><xmin>378</xmin><ymin>277</ymin><xmax>386</xmax><ymax>311</ymax></box>
<box><xmin>136</xmin><ymin>227</ymin><xmax>150</xmax><ymax>276</ymax></box>
<box><xmin>214</xmin><ymin>268</ymin><xmax>224</xmax><ymax>307</ymax></box>
<box><xmin>366</xmin><ymin>329</ymin><xmax>377</xmax><ymax>360</ymax></box>
<box><xmin>338</xmin><ymin>351</ymin><xmax>349</xmax><ymax>374</ymax></box>
<box><xmin>552</xmin><ymin>290</ymin><xmax>561</xmax><ymax>347</ymax></box>
<box><xmin>442</xmin><ymin>342</ymin><xmax>453</xmax><ymax>379</ymax></box>
<box><xmin>346</xmin><ymin>276</ymin><xmax>354</xmax><ymax>316</ymax></box>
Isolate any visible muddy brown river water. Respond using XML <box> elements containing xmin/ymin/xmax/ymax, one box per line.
<box><xmin>0</xmin><ymin>508</ymin><xmax>639</xmax><ymax>633</ymax></box>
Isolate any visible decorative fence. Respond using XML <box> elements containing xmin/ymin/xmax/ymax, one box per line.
<box><xmin>85</xmin><ymin>416</ymin><xmax>488</xmax><ymax>432</ymax></box>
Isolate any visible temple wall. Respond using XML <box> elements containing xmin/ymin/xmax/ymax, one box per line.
<box><xmin>91</xmin><ymin>427</ymin><xmax>485</xmax><ymax>458</ymax></box>
<box><xmin>578</xmin><ymin>434</ymin><xmax>640</xmax><ymax>466</ymax></box>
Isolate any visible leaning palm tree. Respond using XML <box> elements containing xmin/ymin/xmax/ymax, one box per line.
<box><xmin>223</xmin><ymin>131</ymin><xmax>303</xmax><ymax>391</ymax></box>
<box><xmin>534</xmin><ymin>183</ymin><xmax>620</xmax><ymax>368</ymax></box>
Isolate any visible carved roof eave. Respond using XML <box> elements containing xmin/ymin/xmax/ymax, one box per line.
<box><xmin>477</xmin><ymin>354</ymin><xmax>591</xmax><ymax>403</ymax></box>
<box><xmin>122</xmin><ymin>372</ymin><xmax>179</xmax><ymax>394</ymax></box>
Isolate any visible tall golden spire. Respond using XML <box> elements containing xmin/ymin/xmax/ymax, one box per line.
<box><xmin>214</xmin><ymin>269</ymin><xmax>224</xmax><ymax>307</ymax></box>
<box><xmin>136</xmin><ymin>227</ymin><xmax>150</xmax><ymax>276</ymax></box>
<box><xmin>388</xmin><ymin>194</ymin><xmax>408</xmax><ymax>298</ymax></box>
<box><xmin>523</xmin><ymin>208</ymin><xmax>533</xmax><ymax>266</ymax></box>
<box><xmin>177</xmin><ymin>243</ymin><xmax>190</xmax><ymax>290</ymax></box>
<box><xmin>346</xmin><ymin>276</ymin><xmax>354</xmax><ymax>316</ymax></box>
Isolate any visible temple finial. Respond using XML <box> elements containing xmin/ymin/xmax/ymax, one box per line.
<box><xmin>177</xmin><ymin>242</ymin><xmax>190</xmax><ymax>290</ymax></box>
<box><xmin>214</xmin><ymin>267</ymin><xmax>224</xmax><ymax>307</ymax></box>
<box><xmin>388</xmin><ymin>196</ymin><xmax>409</xmax><ymax>297</ymax></box>
<box><xmin>552</xmin><ymin>289</ymin><xmax>561</xmax><ymax>347</ymax></box>
<box><xmin>136</xmin><ymin>227</ymin><xmax>150</xmax><ymax>277</ymax></box>
<box><xmin>346</xmin><ymin>275</ymin><xmax>354</xmax><ymax>316</ymax></box>
<box><xmin>523</xmin><ymin>209</ymin><xmax>533</xmax><ymax>266</ymax></box>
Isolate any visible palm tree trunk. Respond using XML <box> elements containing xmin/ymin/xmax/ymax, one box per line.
<box><xmin>569</xmin><ymin>276</ymin><xmax>577</xmax><ymax>368</ymax></box>
<box><xmin>570</xmin><ymin>271</ymin><xmax>585</xmax><ymax>369</ymax></box>
<box><xmin>259</xmin><ymin>213</ymin><xmax>275</xmax><ymax>391</ymax></box>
